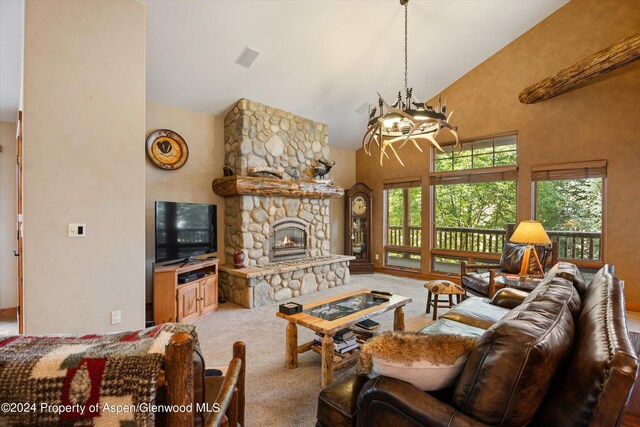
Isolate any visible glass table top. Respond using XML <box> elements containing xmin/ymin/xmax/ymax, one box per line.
<box><xmin>304</xmin><ymin>293</ymin><xmax>389</xmax><ymax>321</ymax></box>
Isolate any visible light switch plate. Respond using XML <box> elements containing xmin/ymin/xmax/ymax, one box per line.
<box><xmin>68</xmin><ymin>223</ymin><xmax>86</xmax><ymax>237</ymax></box>
<box><xmin>111</xmin><ymin>310</ymin><xmax>122</xmax><ymax>325</ymax></box>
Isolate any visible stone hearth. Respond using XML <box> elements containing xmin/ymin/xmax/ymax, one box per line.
<box><xmin>214</xmin><ymin>99</ymin><xmax>354</xmax><ymax>308</ymax></box>
<box><xmin>219</xmin><ymin>255</ymin><xmax>353</xmax><ymax>308</ymax></box>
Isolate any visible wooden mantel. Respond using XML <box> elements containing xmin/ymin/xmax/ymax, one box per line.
<box><xmin>212</xmin><ymin>176</ymin><xmax>344</xmax><ymax>199</ymax></box>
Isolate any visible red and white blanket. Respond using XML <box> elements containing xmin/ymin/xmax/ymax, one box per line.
<box><xmin>0</xmin><ymin>323</ymin><xmax>197</xmax><ymax>426</ymax></box>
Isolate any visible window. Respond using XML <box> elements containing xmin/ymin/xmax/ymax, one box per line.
<box><xmin>430</xmin><ymin>134</ymin><xmax>518</xmax><ymax>274</ymax></box>
<box><xmin>384</xmin><ymin>179</ymin><xmax>422</xmax><ymax>270</ymax></box>
<box><xmin>533</xmin><ymin>160</ymin><xmax>606</xmax><ymax>264</ymax></box>
<box><xmin>435</xmin><ymin>135</ymin><xmax>517</xmax><ymax>172</ymax></box>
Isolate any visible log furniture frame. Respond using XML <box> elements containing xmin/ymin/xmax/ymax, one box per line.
<box><xmin>163</xmin><ymin>332</ymin><xmax>246</xmax><ymax>427</ymax></box>
<box><xmin>276</xmin><ymin>289</ymin><xmax>411</xmax><ymax>387</ymax></box>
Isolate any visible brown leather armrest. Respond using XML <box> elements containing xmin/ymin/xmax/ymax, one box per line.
<box><xmin>357</xmin><ymin>376</ymin><xmax>489</xmax><ymax>427</ymax></box>
<box><xmin>491</xmin><ymin>287</ymin><xmax>529</xmax><ymax>309</ymax></box>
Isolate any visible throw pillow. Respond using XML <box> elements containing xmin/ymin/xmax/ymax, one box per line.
<box><xmin>357</xmin><ymin>332</ymin><xmax>477</xmax><ymax>391</ymax></box>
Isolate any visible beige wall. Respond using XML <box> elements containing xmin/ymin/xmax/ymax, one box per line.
<box><xmin>22</xmin><ymin>0</ymin><xmax>146</xmax><ymax>333</ymax></box>
<box><xmin>329</xmin><ymin>145</ymin><xmax>357</xmax><ymax>255</ymax></box>
<box><xmin>0</xmin><ymin>121</ymin><xmax>17</xmax><ymax>309</ymax></box>
<box><xmin>356</xmin><ymin>0</ymin><xmax>640</xmax><ymax>308</ymax></box>
<box><xmin>145</xmin><ymin>101</ymin><xmax>225</xmax><ymax>303</ymax></box>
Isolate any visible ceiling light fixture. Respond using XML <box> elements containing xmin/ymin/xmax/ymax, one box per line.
<box><xmin>363</xmin><ymin>0</ymin><xmax>460</xmax><ymax>166</ymax></box>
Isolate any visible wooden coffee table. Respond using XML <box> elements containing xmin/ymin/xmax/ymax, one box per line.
<box><xmin>275</xmin><ymin>289</ymin><xmax>412</xmax><ymax>387</ymax></box>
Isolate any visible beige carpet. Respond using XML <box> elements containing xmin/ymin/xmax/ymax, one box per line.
<box><xmin>193</xmin><ymin>273</ymin><xmax>446</xmax><ymax>427</ymax></box>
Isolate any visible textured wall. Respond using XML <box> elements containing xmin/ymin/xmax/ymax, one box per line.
<box><xmin>328</xmin><ymin>145</ymin><xmax>357</xmax><ymax>255</ymax></box>
<box><xmin>356</xmin><ymin>0</ymin><xmax>640</xmax><ymax>308</ymax></box>
<box><xmin>0</xmin><ymin>121</ymin><xmax>17</xmax><ymax>309</ymax></box>
<box><xmin>22</xmin><ymin>0</ymin><xmax>146</xmax><ymax>333</ymax></box>
<box><xmin>224</xmin><ymin>98</ymin><xmax>330</xmax><ymax>180</ymax></box>
<box><xmin>145</xmin><ymin>101</ymin><xmax>225</xmax><ymax>303</ymax></box>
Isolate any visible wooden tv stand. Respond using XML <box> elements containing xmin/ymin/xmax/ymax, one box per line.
<box><xmin>154</xmin><ymin>258</ymin><xmax>219</xmax><ymax>324</ymax></box>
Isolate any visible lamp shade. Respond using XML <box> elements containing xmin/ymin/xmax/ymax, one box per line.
<box><xmin>510</xmin><ymin>220</ymin><xmax>551</xmax><ymax>245</ymax></box>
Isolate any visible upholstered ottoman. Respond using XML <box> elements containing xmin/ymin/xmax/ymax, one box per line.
<box><xmin>424</xmin><ymin>280</ymin><xmax>465</xmax><ymax>320</ymax></box>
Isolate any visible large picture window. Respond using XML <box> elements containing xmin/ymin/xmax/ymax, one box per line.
<box><xmin>533</xmin><ymin>160</ymin><xmax>606</xmax><ymax>266</ymax></box>
<box><xmin>430</xmin><ymin>134</ymin><xmax>518</xmax><ymax>274</ymax></box>
<box><xmin>384</xmin><ymin>179</ymin><xmax>422</xmax><ymax>271</ymax></box>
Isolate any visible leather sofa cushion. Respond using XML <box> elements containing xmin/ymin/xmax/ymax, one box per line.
<box><xmin>440</xmin><ymin>297</ymin><xmax>509</xmax><ymax>330</ymax></box>
<box><xmin>453</xmin><ymin>299</ymin><xmax>575</xmax><ymax>426</ymax></box>
<box><xmin>317</xmin><ymin>371</ymin><xmax>370</xmax><ymax>427</ymax></box>
<box><xmin>548</xmin><ymin>261</ymin><xmax>588</xmax><ymax>297</ymax></box>
<box><xmin>418</xmin><ymin>317</ymin><xmax>486</xmax><ymax>338</ymax></box>
<box><xmin>534</xmin><ymin>266</ymin><xmax>639</xmax><ymax>427</ymax></box>
<box><xmin>523</xmin><ymin>275</ymin><xmax>581</xmax><ymax>319</ymax></box>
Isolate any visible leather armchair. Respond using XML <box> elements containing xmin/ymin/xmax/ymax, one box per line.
<box><xmin>460</xmin><ymin>242</ymin><xmax>558</xmax><ymax>297</ymax></box>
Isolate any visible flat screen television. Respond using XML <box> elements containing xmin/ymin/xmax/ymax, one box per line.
<box><xmin>155</xmin><ymin>201</ymin><xmax>217</xmax><ymax>263</ymax></box>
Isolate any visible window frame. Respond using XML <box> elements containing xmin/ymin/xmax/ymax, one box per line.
<box><xmin>429</xmin><ymin>132</ymin><xmax>519</xmax><ymax>276</ymax></box>
<box><xmin>531</xmin><ymin>160</ymin><xmax>607</xmax><ymax>269</ymax></box>
<box><xmin>383</xmin><ymin>178</ymin><xmax>423</xmax><ymax>272</ymax></box>
<box><xmin>434</xmin><ymin>132</ymin><xmax>518</xmax><ymax>173</ymax></box>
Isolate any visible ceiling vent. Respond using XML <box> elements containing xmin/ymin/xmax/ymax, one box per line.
<box><xmin>235</xmin><ymin>46</ymin><xmax>260</xmax><ymax>68</ymax></box>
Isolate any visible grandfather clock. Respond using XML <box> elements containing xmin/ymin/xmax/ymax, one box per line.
<box><xmin>345</xmin><ymin>183</ymin><xmax>374</xmax><ymax>274</ymax></box>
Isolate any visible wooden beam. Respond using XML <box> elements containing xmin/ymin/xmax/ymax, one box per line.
<box><xmin>519</xmin><ymin>33</ymin><xmax>640</xmax><ymax>104</ymax></box>
<box><xmin>212</xmin><ymin>175</ymin><xmax>344</xmax><ymax>198</ymax></box>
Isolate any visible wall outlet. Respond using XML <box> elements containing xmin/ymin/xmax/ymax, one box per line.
<box><xmin>68</xmin><ymin>223</ymin><xmax>86</xmax><ymax>237</ymax></box>
<box><xmin>111</xmin><ymin>310</ymin><xmax>122</xmax><ymax>325</ymax></box>
<box><xmin>375</xmin><ymin>254</ymin><xmax>379</xmax><ymax>260</ymax></box>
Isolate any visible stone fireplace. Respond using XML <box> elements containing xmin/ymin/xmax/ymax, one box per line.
<box><xmin>212</xmin><ymin>99</ymin><xmax>354</xmax><ymax>308</ymax></box>
<box><xmin>269</xmin><ymin>218</ymin><xmax>309</xmax><ymax>262</ymax></box>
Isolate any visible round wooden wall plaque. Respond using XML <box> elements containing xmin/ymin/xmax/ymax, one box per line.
<box><xmin>146</xmin><ymin>129</ymin><xmax>189</xmax><ymax>170</ymax></box>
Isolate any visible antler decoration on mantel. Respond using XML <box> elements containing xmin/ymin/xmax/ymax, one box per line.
<box><xmin>362</xmin><ymin>94</ymin><xmax>460</xmax><ymax>166</ymax></box>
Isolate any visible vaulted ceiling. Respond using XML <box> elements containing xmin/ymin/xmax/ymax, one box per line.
<box><xmin>1</xmin><ymin>0</ymin><xmax>569</xmax><ymax>148</ymax></box>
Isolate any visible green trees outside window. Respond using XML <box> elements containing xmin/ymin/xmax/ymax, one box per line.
<box><xmin>535</xmin><ymin>177</ymin><xmax>603</xmax><ymax>261</ymax></box>
<box><xmin>385</xmin><ymin>186</ymin><xmax>422</xmax><ymax>270</ymax></box>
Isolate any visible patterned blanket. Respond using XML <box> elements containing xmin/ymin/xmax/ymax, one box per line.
<box><xmin>0</xmin><ymin>323</ymin><xmax>197</xmax><ymax>426</ymax></box>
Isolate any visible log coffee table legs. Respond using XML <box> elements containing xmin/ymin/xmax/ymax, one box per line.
<box><xmin>286</xmin><ymin>321</ymin><xmax>298</xmax><ymax>369</ymax></box>
<box><xmin>321</xmin><ymin>334</ymin><xmax>335</xmax><ymax>388</ymax></box>
<box><xmin>394</xmin><ymin>306</ymin><xmax>405</xmax><ymax>331</ymax></box>
<box><xmin>286</xmin><ymin>323</ymin><xmax>335</xmax><ymax>387</ymax></box>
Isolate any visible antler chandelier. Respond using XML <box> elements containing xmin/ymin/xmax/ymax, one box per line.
<box><xmin>363</xmin><ymin>0</ymin><xmax>460</xmax><ymax>166</ymax></box>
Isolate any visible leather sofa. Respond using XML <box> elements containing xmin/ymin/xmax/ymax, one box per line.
<box><xmin>316</xmin><ymin>262</ymin><xmax>638</xmax><ymax>427</ymax></box>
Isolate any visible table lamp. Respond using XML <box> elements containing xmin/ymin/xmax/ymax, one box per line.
<box><xmin>509</xmin><ymin>220</ymin><xmax>551</xmax><ymax>278</ymax></box>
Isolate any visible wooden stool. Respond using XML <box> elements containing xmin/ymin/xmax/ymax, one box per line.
<box><xmin>424</xmin><ymin>280</ymin><xmax>465</xmax><ymax>320</ymax></box>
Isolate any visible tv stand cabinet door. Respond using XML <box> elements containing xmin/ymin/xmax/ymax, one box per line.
<box><xmin>177</xmin><ymin>282</ymin><xmax>200</xmax><ymax>323</ymax></box>
<box><xmin>200</xmin><ymin>276</ymin><xmax>218</xmax><ymax>315</ymax></box>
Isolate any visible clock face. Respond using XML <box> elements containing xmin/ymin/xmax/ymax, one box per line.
<box><xmin>353</xmin><ymin>196</ymin><xmax>367</xmax><ymax>215</ymax></box>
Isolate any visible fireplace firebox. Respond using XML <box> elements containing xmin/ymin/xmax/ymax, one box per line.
<box><xmin>269</xmin><ymin>218</ymin><xmax>309</xmax><ymax>262</ymax></box>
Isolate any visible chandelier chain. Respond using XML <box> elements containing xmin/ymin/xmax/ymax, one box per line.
<box><xmin>404</xmin><ymin>1</ymin><xmax>408</xmax><ymax>94</ymax></box>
